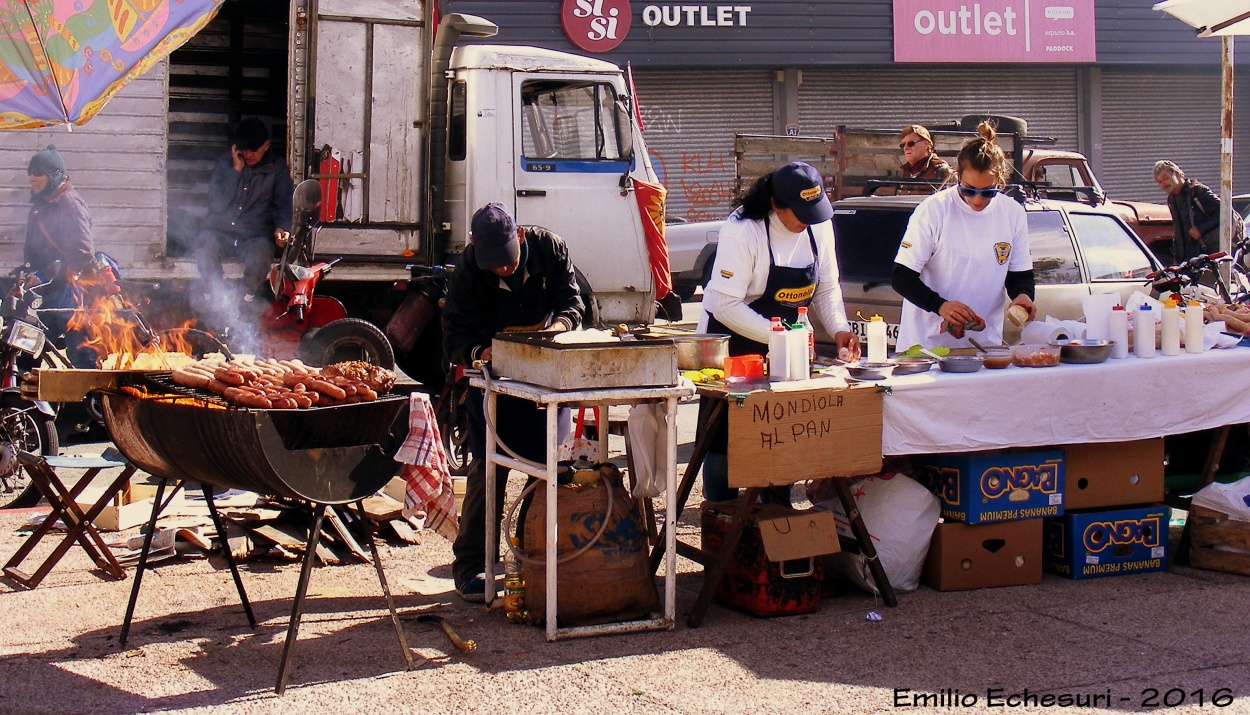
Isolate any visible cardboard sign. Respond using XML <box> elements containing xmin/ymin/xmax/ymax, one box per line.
<box><xmin>726</xmin><ymin>385</ymin><xmax>882</xmax><ymax>488</ymax></box>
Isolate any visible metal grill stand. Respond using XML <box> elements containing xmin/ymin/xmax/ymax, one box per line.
<box><xmin>118</xmin><ymin>479</ymin><xmax>415</xmax><ymax>695</ymax></box>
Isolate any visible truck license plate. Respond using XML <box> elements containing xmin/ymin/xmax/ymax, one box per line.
<box><xmin>851</xmin><ymin>320</ymin><xmax>900</xmax><ymax>347</ymax></box>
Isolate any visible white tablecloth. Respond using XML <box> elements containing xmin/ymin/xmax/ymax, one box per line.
<box><xmin>880</xmin><ymin>347</ymin><xmax>1250</xmax><ymax>455</ymax></box>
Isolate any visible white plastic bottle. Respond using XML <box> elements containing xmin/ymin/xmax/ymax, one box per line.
<box><xmin>1185</xmin><ymin>300</ymin><xmax>1205</xmax><ymax>353</ymax></box>
<box><xmin>768</xmin><ymin>317</ymin><xmax>790</xmax><ymax>382</ymax></box>
<box><xmin>788</xmin><ymin>326</ymin><xmax>810</xmax><ymax>380</ymax></box>
<box><xmin>796</xmin><ymin>306</ymin><xmax>815</xmax><ymax>362</ymax></box>
<box><xmin>1133</xmin><ymin>305</ymin><xmax>1156</xmax><ymax>359</ymax></box>
<box><xmin>1160</xmin><ymin>298</ymin><xmax>1181</xmax><ymax>356</ymax></box>
<box><xmin>866</xmin><ymin>315</ymin><xmax>888</xmax><ymax>363</ymax></box>
<box><xmin>1109</xmin><ymin>305</ymin><xmax>1129</xmax><ymax>359</ymax></box>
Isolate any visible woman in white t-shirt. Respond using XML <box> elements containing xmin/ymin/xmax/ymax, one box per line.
<box><xmin>891</xmin><ymin>120</ymin><xmax>1036</xmax><ymax>350</ymax></box>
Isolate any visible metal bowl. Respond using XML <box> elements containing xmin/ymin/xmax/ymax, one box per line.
<box><xmin>1051</xmin><ymin>338</ymin><xmax>1112</xmax><ymax>364</ymax></box>
<box><xmin>938</xmin><ymin>355</ymin><xmax>985</xmax><ymax>373</ymax></box>
<box><xmin>844</xmin><ymin>361</ymin><xmax>897</xmax><ymax>380</ymax></box>
<box><xmin>892</xmin><ymin>358</ymin><xmax>936</xmax><ymax>375</ymax></box>
<box><xmin>665</xmin><ymin>334</ymin><xmax>730</xmax><ymax>370</ymax></box>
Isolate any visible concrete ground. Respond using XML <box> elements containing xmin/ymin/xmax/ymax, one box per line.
<box><xmin>4</xmin><ymin>410</ymin><xmax>1250</xmax><ymax>715</ymax></box>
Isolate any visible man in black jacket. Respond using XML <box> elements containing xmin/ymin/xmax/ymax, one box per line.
<box><xmin>1156</xmin><ymin>160</ymin><xmax>1223</xmax><ymax>263</ymax></box>
<box><xmin>443</xmin><ymin>202</ymin><xmax>583</xmax><ymax>601</ymax></box>
<box><xmin>195</xmin><ymin>118</ymin><xmax>294</xmax><ymax>302</ymax></box>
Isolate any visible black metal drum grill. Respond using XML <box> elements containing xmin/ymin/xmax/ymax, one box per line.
<box><xmin>101</xmin><ymin>376</ymin><xmax>415</xmax><ymax>694</ymax></box>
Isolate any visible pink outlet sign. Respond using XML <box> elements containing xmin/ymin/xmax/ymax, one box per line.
<box><xmin>893</xmin><ymin>0</ymin><xmax>1096</xmax><ymax>63</ymax></box>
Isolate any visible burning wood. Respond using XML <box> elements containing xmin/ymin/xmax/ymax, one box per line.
<box><xmin>66</xmin><ymin>278</ymin><xmax>198</xmax><ymax>370</ymax></box>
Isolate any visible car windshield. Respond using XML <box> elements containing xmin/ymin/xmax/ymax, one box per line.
<box><xmin>832</xmin><ymin>207</ymin><xmax>913</xmax><ymax>282</ymax></box>
<box><xmin>1067</xmin><ymin>213</ymin><xmax>1154</xmax><ymax>280</ymax></box>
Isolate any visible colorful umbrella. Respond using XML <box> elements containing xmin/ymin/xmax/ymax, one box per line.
<box><xmin>0</xmin><ymin>0</ymin><xmax>224</xmax><ymax>130</ymax></box>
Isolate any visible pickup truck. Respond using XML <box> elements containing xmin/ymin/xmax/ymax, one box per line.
<box><xmin>669</xmin><ymin>117</ymin><xmax>1173</xmax><ymax>298</ymax></box>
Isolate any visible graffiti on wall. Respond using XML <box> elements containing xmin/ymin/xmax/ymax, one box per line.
<box><xmin>640</xmin><ymin>104</ymin><xmax>738</xmax><ymax>221</ymax></box>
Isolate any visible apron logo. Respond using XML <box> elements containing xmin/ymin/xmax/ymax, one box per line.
<box><xmin>720</xmin><ymin>269</ymin><xmax>734</xmax><ymax>279</ymax></box>
<box><xmin>773</xmin><ymin>284</ymin><xmax>816</xmax><ymax>306</ymax></box>
<box><xmin>799</xmin><ymin>186</ymin><xmax>822</xmax><ymax>201</ymax></box>
<box><xmin>994</xmin><ymin>242</ymin><xmax>1011</xmax><ymax>265</ymax></box>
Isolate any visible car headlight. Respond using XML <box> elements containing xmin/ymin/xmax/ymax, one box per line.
<box><xmin>6</xmin><ymin>320</ymin><xmax>45</xmax><ymax>356</ymax></box>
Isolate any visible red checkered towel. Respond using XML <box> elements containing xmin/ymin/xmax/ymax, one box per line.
<box><xmin>395</xmin><ymin>392</ymin><xmax>458</xmax><ymax>541</ymax></box>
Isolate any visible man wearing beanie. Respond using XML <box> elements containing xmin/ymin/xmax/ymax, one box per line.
<box><xmin>194</xmin><ymin>117</ymin><xmax>294</xmax><ymax>304</ymax></box>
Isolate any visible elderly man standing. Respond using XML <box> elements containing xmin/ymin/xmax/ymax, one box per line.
<box><xmin>1155</xmin><ymin>160</ymin><xmax>1226</xmax><ymax>264</ymax></box>
<box><xmin>899</xmin><ymin>124</ymin><xmax>953</xmax><ymax>184</ymax></box>
<box><xmin>442</xmin><ymin>202</ymin><xmax>583</xmax><ymax>602</ymax></box>
<box><xmin>195</xmin><ymin>118</ymin><xmax>294</xmax><ymax>303</ymax></box>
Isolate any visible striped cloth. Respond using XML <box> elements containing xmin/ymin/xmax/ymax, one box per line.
<box><xmin>395</xmin><ymin>392</ymin><xmax>458</xmax><ymax>541</ymax></box>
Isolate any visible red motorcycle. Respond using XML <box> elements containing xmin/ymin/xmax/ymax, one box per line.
<box><xmin>259</xmin><ymin>180</ymin><xmax>394</xmax><ymax>368</ymax></box>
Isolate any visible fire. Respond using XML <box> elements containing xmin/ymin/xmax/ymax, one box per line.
<box><xmin>66</xmin><ymin>279</ymin><xmax>197</xmax><ymax>371</ymax></box>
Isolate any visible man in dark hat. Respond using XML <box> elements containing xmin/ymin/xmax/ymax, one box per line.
<box><xmin>442</xmin><ymin>202</ymin><xmax>583</xmax><ymax>602</ymax></box>
<box><xmin>194</xmin><ymin>117</ymin><xmax>294</xmax><ymax>305</ymax></box>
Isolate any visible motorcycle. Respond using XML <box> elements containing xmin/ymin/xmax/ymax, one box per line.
<box><xmin>257</xmin><ymin>180</ymin><xmax>395</xmax><ymax>368</ymax></box>
<box><xmin>0</xmin><ymin>268</ymin><xmax>66</xmax><ymax>508</ymax></box>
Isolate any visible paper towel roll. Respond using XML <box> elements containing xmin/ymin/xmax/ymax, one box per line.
<box><xmin>1020</xmin><ymin>320</ymin><xmax>1087</xmax><ymax>345</ymax></box>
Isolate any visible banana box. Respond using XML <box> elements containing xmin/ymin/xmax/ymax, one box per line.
<box><xmin>1043</xmin><ymin>505</ymin><xmax>1170</xmax><ymax>580</ymax></box>
<box><xmin>914</xmin><ymin>450</ymin><xmax>1064</xmax><ymax>524</ymax></box>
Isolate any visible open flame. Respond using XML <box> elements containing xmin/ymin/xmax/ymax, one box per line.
<box><xmin>66</xmin><ymin>277</ymin><xmax>197</xmax><ymax>371</ymax></box>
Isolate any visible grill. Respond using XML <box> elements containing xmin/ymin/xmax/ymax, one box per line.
<box><xmin>103</xmin><ymin>377</ymin><xmax>416</xmax><ymax>694</ymax></box>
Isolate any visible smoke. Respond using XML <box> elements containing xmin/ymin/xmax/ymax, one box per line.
<box><xmin>194</xmin><ymin>271</ymin><xmax>264</xmax><ymax>356</ymax></box>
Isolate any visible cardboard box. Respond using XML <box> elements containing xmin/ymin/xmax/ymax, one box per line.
<box><xmin>1061</xmin><ymin>439</ymin><xmax>1165</xmax><ymax>511</ymax></box>
<box><xmin>915</xmin><ymin>450</ymin><xmax>1064</xmax><ymax>524</ymax></box>
<box><xmin>1043</xmin><ymin>505</ymin><xmax>1170</xmax><ymax>580</ymax></box>
<box><xmin>701</xmin><ymin>503</ymin><xmax>840</xmax><ymax>616</ymax></box>
<box><xmin>727</xmin><ymin>383</ymin><xmax>882</xmax><ymax>488</ymax></box>
<box><xmin>1181</xmin><ymin>505</ymin><xmax>1250</xmax><ymax>577</ymax></box>
<box><xmin>922</xmin><ymin>519</ymin><xmax>1043</xmax><ymax>591</ymax></box>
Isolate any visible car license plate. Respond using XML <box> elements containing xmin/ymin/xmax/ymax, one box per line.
<box><xmin>851</xmin><ymin>320</ymin><xmax>900</xmax><ymax>347</ymax></box>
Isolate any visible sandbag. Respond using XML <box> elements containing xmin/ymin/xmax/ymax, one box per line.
<box><xmin>522</xmin><ymin>473</ymin><xmax>657</xmax><ymax>626</ymax></box>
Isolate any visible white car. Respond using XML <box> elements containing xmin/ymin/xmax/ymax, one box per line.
<box><xmin>666</xmin><ymin>218</ymin><xmax>723</xmax><ymax>300</ymax></box>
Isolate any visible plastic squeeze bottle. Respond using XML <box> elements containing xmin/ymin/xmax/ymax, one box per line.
<box><xmin>1160</xmin><ymin>298</ymin><xmax>1181</xmax><ymax>356</ymax></box>
<box><xmin>788</xmin><ymin>324</ymin><xmax>810</xmax><ymax>380</ymax></box>
<box><xmin>1185</xmin><ymin>300</ymin><xmax>1205</xmax><ymax>353</ymax></box>
<box><xmin>796</xmin><ymin>306</ymin><xmax>815</xmax><ymax>362</ymax></box>
<box><xmin>1109</xmin><ymin>305</ymin><xmax>1129</xmax><ymax>359</ymax></box>
<box><xmin>867</xmin><ymin>315</ymin><xmax>888</xmax><ymax>363</ymax></box>
<box><xmin>1133</xmin><ymin>304</ymin><xmax>1156</xmax><ymax>359</ymax></box>
<box><xmin>768</xmin><ymin>317</ymin><xmax>790</xmax><ymax>382</ymax></box>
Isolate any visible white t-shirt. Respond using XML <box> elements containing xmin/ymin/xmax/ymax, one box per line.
<box><xmin>894</xmin><ymin>187</ymin><xmax>1031</xmax><ymax>349</ymax></box>
<box><xmin>698</xmin><ymin>208</ymin><xmax>852</xmax><ymax>345</ymax></box>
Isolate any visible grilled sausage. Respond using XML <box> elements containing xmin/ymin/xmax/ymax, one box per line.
<box><xmin>172</xmin><ymin>368</ymin><xmax>211</xmax><ymax>390</ymax></box>
<box><xmin>214</xmin><ymin>367</ymin><xmax>246</xmax><ymax>386</ymax></box>
<box><xmin>308</xmin><ymin>379</ymin><xmax>348</xmax><ymax>401</ymax></box>
<box><xmin>355</xmin><ymin>385</ymin><xmax>378</xmax><ymax>401</ymax></box>
<box><xmin>224</xmin><ymin>387</ymin><xmax>273</xmax><ymax>409</ymax></box>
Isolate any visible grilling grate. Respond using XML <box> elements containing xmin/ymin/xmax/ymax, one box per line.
<box><xmin>131</xmin><ymin>371</ymin><xmax>234</xmax><ymax>407</ymax></box>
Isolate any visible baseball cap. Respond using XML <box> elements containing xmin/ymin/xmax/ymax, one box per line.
<box><xmin>899</xmin><ymin>124</ymin><xmax>932</xmax><ymax>143</ymax></box>
<box><xmin>470</xmin><ymin>203</ymin><xmax>520</xmax><ymax>270</ymax></box>
<box><xmin>771</xmin><ymin>162</ymin><xmax>833</xmax><ymax>226</ymax></box>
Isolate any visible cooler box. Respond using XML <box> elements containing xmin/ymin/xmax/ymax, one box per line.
<box><xmin>1043</xmin><ymin>505</ymin><xmax>1170</xmax><ymax>580</ymax></box>
<box><xmin>915</xmin><ymin>450</ymin><xmax>1064</xmax><ymax>524</ymax></box>
<box><xmin>700</xmin><ymin>502</ymin><xmax>839</xmax><ymax>617</ymax></box>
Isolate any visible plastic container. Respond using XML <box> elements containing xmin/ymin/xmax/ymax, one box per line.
<box><xmin>1185</xmin><ymin>300</ymin><xmax>1205</xmax><ymax>353</ymax></box>
<box><xmin>1134</xmin><ymin>305</ymin><xmax>1156</xmax><ymax>359</ymax></box>
<box><xmin>866</xmin><ymin>315</ymin><xmax>888</xmax><ymax>364</ymax></box>
<box><xmin>1161</xmin><ymin>298</ymin><xmax>1181</xmax><ymax>356</ymax></box>
<box><xmin>981</xmin><ymin>347</ymin><xmax>1013</xmax><ymax>369</ymax></box>
<box><xmin>787</xmin><ymin>326</ymin><xmax>810</xmax><ymax>380</ymax></box>
<box><xmin>724</xmin><ymin>354</ymin><xmax>765</xmax><ymax>380</ymax></box>
<box><xmin>1109</xmin><ymin>305</ymin><xmax>1129</xmax><ymax>359</ymax></box>
<box><xmin>1010</xmin><ymin>344</ymin><xmax>1061</xmax><ymax>368</ymax></box>
<box><xmin>768</xmin><ymin>317</ymin><xmax>790</xmax><ymax>382</ymax></box>
<box><xmin>797</xmin><ymin>306</ymin><xmax>815</xmax><ymax>362</ymax></box>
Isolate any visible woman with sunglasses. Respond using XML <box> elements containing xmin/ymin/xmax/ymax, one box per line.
<box><xmin>890</xmin><ymin>120</ymin><xmax>1035</xmax><ymax>350</ymax></box>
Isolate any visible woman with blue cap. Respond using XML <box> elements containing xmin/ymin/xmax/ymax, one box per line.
<box><xmin>697</xmin><ymin>161</ymin><xmax>860</xmax><ymax>503</ymax></box>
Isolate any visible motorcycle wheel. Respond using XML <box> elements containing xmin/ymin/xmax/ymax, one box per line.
<box><xmin>0</xmin><ymin>406</ymin><xmax>59</xmax><ymax>509</ymax></box>
<box><xmin>299</xmin><ymin>318</ymin><xmax>396</xmax><ymax>369</ymax></box>
<box><xmin>437</xmin><ymin>384</ymin><xmax>471</xmax><ymax>476</ymax></box>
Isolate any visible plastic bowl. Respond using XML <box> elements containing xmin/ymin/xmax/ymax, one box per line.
<box><xmin>1010</xmin><ymin>343</ymin><xmax>1062</xmax><ymax>368</ymax></box>
<box><xmin>980</xmin><ymin>347</ymin><xmax>1013</xmax><ymax>369</ymax></box>
<box><xmin>938</xmin><ymin>355</ymin><xmax>985</xmax><ymax>373</ymax></box>
<box><xmin>1051</xmin><ymin>338</ymin><xmax>1112</xmax><ymax>364</ymax></box>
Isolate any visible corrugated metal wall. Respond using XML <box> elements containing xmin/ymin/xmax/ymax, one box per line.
<box><xmin>796</xmin><ymin>68</ymin><xmax>1081</xmax><ymax>151</ymax></box>
<box><xmin>1099</xmin><ymin>67</ymin><xmax>1250</xmax><ymax>203</ymax></box>
<box><xmin>632</xmin><ymin>69</ymin><xmax>775</xmax><ymax>221</ymax></box>
<box><xmin>0</xmin><ymin>65</ymin><xmax>169</xmax><ymax>271</ymax></box>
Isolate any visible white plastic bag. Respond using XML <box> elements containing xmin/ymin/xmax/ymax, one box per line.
<box><xmin>558</xmin><ymin>407</ymin><xmax>599</xmax><ymax>462</ymax></box>
<box><xmin>626</xmin><ymin>403</ymin><xmax>669</xmax><ymax>498</ymax></box>
<box><xmin>1192</xmin><ymin>475</ymin><xmax>1250</xmax><ymax>521</ymax></box>
<box><xmin>815</xmin><ymin>473</ymin><xmax>940</xmax><ymax>594</ymax></box>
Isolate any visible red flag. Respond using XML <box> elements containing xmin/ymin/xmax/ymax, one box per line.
<box><xmin>626</xmin><ymin>62</ymin><xmax>644</xmax><ymax>132</ymax></box>
<box><xmin>431</xmin><ymin>1</ymin><xmax>441</xmax><ymax>41</ymax></box>
<box><xmin>633</xmin><ymin>177</ymin><xmax>671</xmax><ymax>300</ymax></box>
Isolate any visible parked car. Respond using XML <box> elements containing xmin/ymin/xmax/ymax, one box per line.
<box><xmin>666</xmin><ymin>217</ymin><xmax>721</xmax><ymax>300</ymax></box>
<box><xmin>829</xmin><ymin>192</ymin><xmax>1165</xmax><ymax>348</ymax></box>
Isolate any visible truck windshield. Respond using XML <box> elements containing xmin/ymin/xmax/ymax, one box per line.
<box><xmin>520</xmin><ymin>81</ymin><xmax>623</xmax><ymax>161</ymax></box>
<box><xmin>1068</xmin><ymin>213</ymin><xmax>1155</xmax><ymax>280</ymax></box>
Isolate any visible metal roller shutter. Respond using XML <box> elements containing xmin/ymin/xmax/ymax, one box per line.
<box><xmin>796</xmin><ymin>67</ymin><xmax>1080</xmax><ymax>152</ymax></box>
<box><xmin>1101</xmin><ymin>69</ymin><xmax>1224</xmax><ymax>203</ymax></box>
<box><xmin>631</xmin><ymin>69</ymin><xmax>774</xmax><ymax>221</ymax></box>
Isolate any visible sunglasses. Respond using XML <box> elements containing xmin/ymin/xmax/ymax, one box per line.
<box><xmin>958</xmin><ymin>185</ymin><xmax>1000</xmax><ymax>199</ymax></box>
<box><xmin>899</xmin><ymin>140</ymin><xmax>922</xmax><ymax>150</ymax></box>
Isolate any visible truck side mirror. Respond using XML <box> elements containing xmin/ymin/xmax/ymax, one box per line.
<box><xmin>614</xmin><ymin>98</ymin><xmax>634</xmax><ymax>159</ymax></box>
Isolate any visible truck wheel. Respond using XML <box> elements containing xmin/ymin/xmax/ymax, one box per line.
<box><xmin>300</xmin><ymin>318</ymin><xmax>396</xmax><ymax>369</ymax></box>
<box><xmin>959</xmin><ymin>114</ymin><xmax>1028</xmax><ymax>137</ymax></box>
